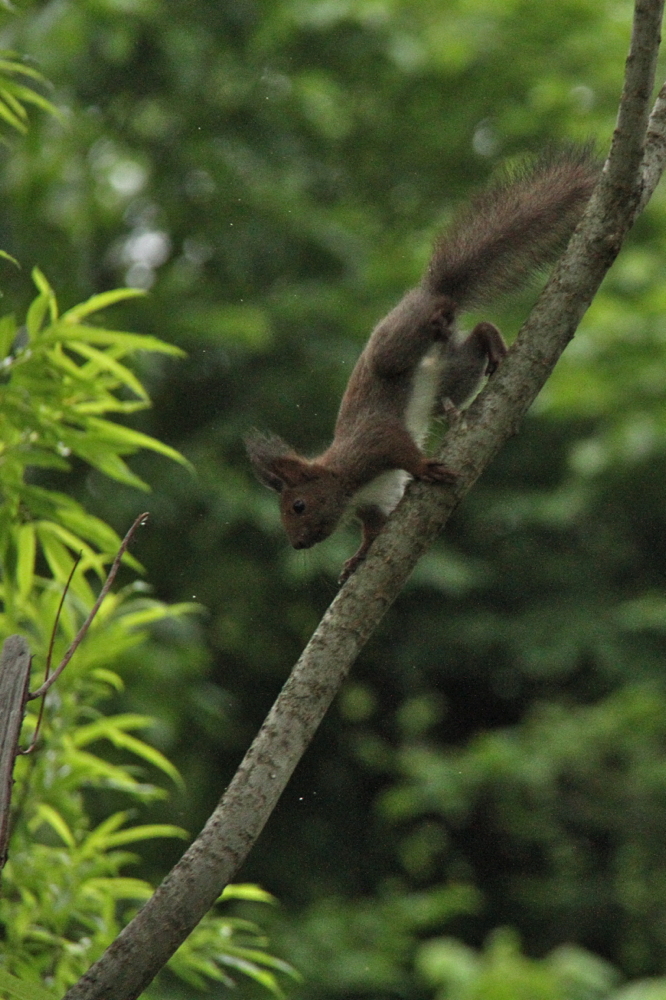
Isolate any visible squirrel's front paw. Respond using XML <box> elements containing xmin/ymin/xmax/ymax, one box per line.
<box><xmin>417</xmin><ymin>460</ymin><xmax>457</xmax><ymax>485</ymax></box>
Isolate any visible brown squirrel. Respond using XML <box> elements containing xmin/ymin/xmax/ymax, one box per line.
<box><xmin>246</xmin><ymin>148</ymin><xmax>598</xmax><ymax>583</ymax></box>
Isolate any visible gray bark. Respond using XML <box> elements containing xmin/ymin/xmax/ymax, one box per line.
<box><xmin>0</xmin><ymin>635</ymin><xmax>32</xmax><ymax>877</ymax></box>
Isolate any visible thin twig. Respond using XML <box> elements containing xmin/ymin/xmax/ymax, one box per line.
<box><xmin>19</xmin><ymin>552</ymin><xmax>82</xmax><ymax>754</ymax></box>
<box><xmin>639</xmin><ymin>79</ymin><xmax>666</xmax><ymax>211</ymax></box>
<box><xmin>28</xmin><ymin>512</ymin><xmax>150</xmax><ymax>701</ymax></box>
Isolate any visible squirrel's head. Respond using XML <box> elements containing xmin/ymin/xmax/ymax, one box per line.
<box><xmin>245</xmin><ymin>430</ymin><xmax>347</xmax><ymax>549</ymax></box>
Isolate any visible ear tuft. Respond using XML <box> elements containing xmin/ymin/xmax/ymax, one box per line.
<box><xmin>244</xmin><ymin>429</ymin><xmax>314</xmax><ymax>491</ymax></box>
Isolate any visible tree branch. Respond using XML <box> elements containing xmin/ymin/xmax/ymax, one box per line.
<box><xmin>63</xmin><ymin>2</ymin><xmax>666</xmax><ymax>996</ymax></box>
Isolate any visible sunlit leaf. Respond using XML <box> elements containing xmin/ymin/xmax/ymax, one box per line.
<box><xmin>43</xmin><ymin>323</ymin><xmax>185</xmax><ymax>356</ymax></box>
<box><xmin>221</xmin><ymin>885</ymin><xmax>278</xmax><ymax>905</ymax></box>
<box><xmin>28</xmin><ymin>805</ymin><xmax>75</xmax><ymax>848</ymax></box>
<box><xmin>97</xmin><ymin>823</ymin><xmax>188</xmax><ymax>847</ymax></box>
<box><xmin>85</xmin><ymin>416</ymin><xmax>191</xmax><ymax>467</ymax></box>
<box><xmin>14</xmin><ymin>522</ymin><xmax>35</xmax><ymax>601</ymax></box>
<box><xmin>60</xmin><ymin>287</ymin><xmax>147</xmax><ymax>322</ymax></box>
<box><xmin>72</xmin><ymin>715</ymin><xmax>183</xmax><ymax>786</ymax></box>
<box><xmin>80</xmin><ymin>877</ymin><xmax>153</xmax><ymax>901</ymax></box>
<box><xmin>0</xmin><ymin>311</ymin><xmax>17</xmax><ymax>357</ymax></box>
<box><xmin>0</xmin><ymin>968</ymin><xmax>57</xmax><ymax>1000</ymax></box>
<box><xmin>64</xmin><ymin>341</ymin><xmax>148</xmax><ymax>399</ymax></box>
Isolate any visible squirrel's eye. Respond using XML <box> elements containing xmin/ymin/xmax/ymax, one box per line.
<box><xmin>292</xmin><ymin>499</ymin><xmax>306</xmax><ymax>515</ymax></box>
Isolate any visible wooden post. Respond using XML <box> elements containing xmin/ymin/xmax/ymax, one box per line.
<box><xmin>0</xmin><ymin>635</ymin><xmax>31</xmax><ymax>874</ymax></box>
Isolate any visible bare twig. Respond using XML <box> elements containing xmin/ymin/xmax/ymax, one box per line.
<box><xmin>28</xmin><ymin>513</ymin><xmax>150</xmax><ymax>702</ymax></box>
<box><xmin>639</xmin><ymin>80</ymin><xmax>666</xmax><ymax>211</ymax></box>
<box><xmin>63</xmin><ymin>3</ymin><xmax>665</xmax><ymax>997</ymax></box>
<box><xmin>20</xmin><ymin>552</ymin><xmax>82</xmax><ymax>754</ymax></box>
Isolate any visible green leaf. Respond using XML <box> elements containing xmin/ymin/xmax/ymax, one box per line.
<box><xmin>78</xmin><ymin>448</ymin><xmax>151</xmax><ymax>491</ymax></box>
<box><xmin>0</xmin><ymin>94</ymin><xmax>26</xmax><ymax>132</ymax></box>
<box><xmin>29</xmin><ymin>804</ymin><xmax>75</xmax><ymax>847</ymax></box>
<box><xmin>114</xmin><ymin>602</ymin><xmax>200</xmax><ymax>629</ymax></box>
<box><xmin>80</xmin><ymin>877</ymin><xmax>153</xmax><ymax>900</ymax></box>
<box><xmin>19</xmin><ymin>450</ymin><xmax>72</xmax><ymax>472</ymax></box>
<box><xmin>0</xmin><ymin>968</ymin><xmax>57</xmax><ymax>1000</ymax></box>
<box><xmin>37</xmin><ymin>527</ymin><xmax>79</xmax><ymax>586</ymax></box>
<box><xmin>0</xmin><ymin>312</ymin><xmax>17</xmax><ymax>357</ymax></box>
<box><xmin>0</xmin><ymin>249</ymin><xmax>20</xmax><ymax>268</ymax></box>
<box><xmin>72</xmin><ymin>714</ymin><xmax>158</xmax><ymax>747</ymax></box>
<box><xmin>0</xmin><ymin>57</ymin><xmax>51</xmax><ymax>83</ymax></box>
<box><xmin>90</xmin><ymin>667</ymin><xmax>124</xmax><ymax>691</ymax></box>
<box><xmin>30</xmin><ymin>268</ymin><xmax>58</xmax><ymax>323</ymax></box>
<box><xmin>85</xmin><ymin>416</ymin><xmax>191</xmax><ymax>468</ymax></box>
<box><xmin>0</xmin><ymin>80</ymin><xmax>63</xmax><ymax>123</ymax></box>
<box><xmin>221</xmin><ymin>884</ymin><xmax>278</xmax><ymax>905</ymax></box>
<box><xmin>15</xmin><ymin>522</ymin><xmax>36</xmax><ymax>600</ymax></box>
<box><xmin>44</xmin><ymin>323</ymin><xmax>185</xmax><ymax>357</ymax></box>
<box><xmin>105</xmin><ymin>731</ymin><xmax>184</xmax><ymax>786</ymax></box>
<box><xmin>0</xmin><ymin>85</ymin><xmax>28</xmax><ymax>122</ymax></box>
<box><xmin>63</xmin><ymin>745</ymin><xmax>165</xmax><ymax>798</ymax></box>
<box><xmin>37</xmin><ymin>520</ymin><xmax>108</xmax><ymax>578</ymax></box>
<box><xmin>98</xmin><ymin>823</ymin><xmax>188</xmax><ymax>847</ymax></box>
<box><xmin>60</xmin><ymin>287</ymin><xmax>147</xmax><ymax>322</ymax></box>
<box><xmin>64</xmin><ymin>341</ymin><xmax>148</xmax><ymax>399</ymax></box>
<box><xmin>25</xmin><ymin>292</ymin><xmax>49</xmax><ymax>340</ymax></box>
<box><xmin>217</xmin><ymin>956</ymin><xmax>288</xmax><ymax>997</ymax></box>
<box><xmin>72</xmin><ymin>715</ymin><xmax>183</xmax><ymax>786</ymax></box>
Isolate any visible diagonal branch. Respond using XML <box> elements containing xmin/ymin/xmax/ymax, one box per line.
<box><xmin>63</xmin><ymin>2</ymin><xmax>666</xmax><ymax>997</ymax></box>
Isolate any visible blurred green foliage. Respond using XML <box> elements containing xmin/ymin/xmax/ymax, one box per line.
<box><xmin>1</xmin><ymin>0</ymin><xmax>666</xmax><ymax>997</ymax></box>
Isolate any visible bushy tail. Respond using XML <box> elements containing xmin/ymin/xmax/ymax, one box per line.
<box><xmin>423</xmin><ymin>146</ymin><xmax>599</xmax><ymax>309</ymax></box>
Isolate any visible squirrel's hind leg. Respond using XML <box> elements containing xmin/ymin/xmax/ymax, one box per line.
<box><xmin>438</xmin><ymin>321</ymin><xmax>508</xmax><ymax>410</ymax></box>
<box><xmin>338</xmin><ymin>505</ymin><xmax>388</xmax><ymax>584</ymax></box>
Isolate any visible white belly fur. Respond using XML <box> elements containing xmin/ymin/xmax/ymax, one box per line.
<box><xmin>405</xmin><ymin>343</ymin><xmax>444</xmax><ymax>444</ymax></box>
<box><xmin>353</xmin><ymin>344</ymin><xmax>444</xmax><ymax>516</ymax></box>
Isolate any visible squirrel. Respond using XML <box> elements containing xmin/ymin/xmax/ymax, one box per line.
<box><xmin>246</xmin><ymin>148</ymin><xmax>599</xmax><ymax>583</ymax></box>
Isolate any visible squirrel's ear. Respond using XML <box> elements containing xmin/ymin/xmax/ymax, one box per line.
<box><xmin>250</xmin><ymin>460</ymin><xmax>288</xmax><ymax>493</ymax></box>
<box><xmin>244</xmin><ymin>430</ymin><xmax>313</xmax><ymax>493</ymax></box>
<box><xmin>268</xmin><ymin>455</ymin><xmax>316</xmax><ymax>489</ymax></box>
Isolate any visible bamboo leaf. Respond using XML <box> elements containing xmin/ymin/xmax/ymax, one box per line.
<box><xmin>0</xmin><ymin>96</ymin><xmax>26</xmax><ymax>132</ymax></box>
<box><xmin>72</xmin><ymin>714</ymin><xmax>158</xmax><ymax>747</ymax></box>
<box><xmin>0</xmin><ymin>968</ymin><xmax>57</xmax><ymax>1000</ymax></box>
<box><xmin>16</xmin><ymin>521</ymin><xmax>36</xmax><ymax>600</ymax></box>
<box><xmin>85</xmin><ymin>416</ymin><xmax>191</xmax><ymax>467</ymax></box>
<box><xmin>31</xmin><ymin>268</ymin><xmax>58</xmax><ymax>322</ymax></box>
<box><xmin>43</xmin><ymin>323</ymin><xmax>185</xmax><ymax>356</ymax></box>
<box><xmin>29</xmin><ymin>804</ymin><xmax>75</xmax><ymax>848</ymax></box>
<box><xmin>99</xmin><ymin>823</ymin><xmax>188</xmax><ymax>847</ymax></box>
<box><xmin>64</xmin><ymin>341</ymin><xmax>148</xmax><ymax>399</ymax></box>
<box><xmin>60</xmin><ymin>287</ymin><xmax>146</xmax><ymax>322</ymax></box>
<box><xmin>72</xmin><ymin>714</ymin><xmax>183</xmax><ymax>786</ymax></box>
<box><xmin>0</xmin><ymin>312</ymin><xmax>17</xmax><ymax>357</ymax></box>
<box><xmin>0</xmin><ymin>249</ymin><xmax>20</xmax><ymax>268</ymax></box>
<box><xmin>25</xmin><ymin>292</ymin><xmax>49</xmax><ymax>339</ymax></box>
<box><xmin>86</xmin><ymin>450</ymin><xmax>151</xmax><ymax>490</ymax></box>
<box><xmin>221</xmin><ymin>884</ymin><xmax>278</xmax><ymax>905</ymax></box>
<box><xmin>80</xmin><ymin>877</ymin><xmax>153</xmax><ymax>900</ymax></box>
